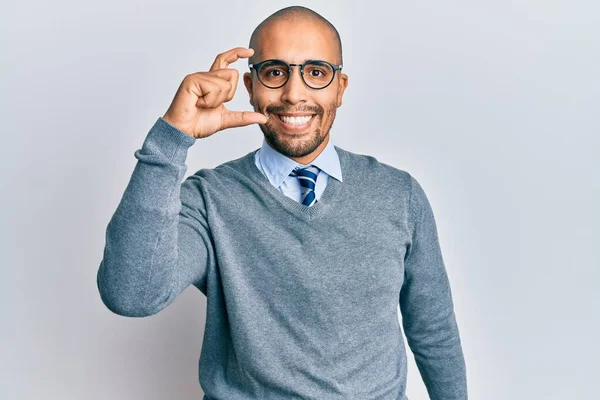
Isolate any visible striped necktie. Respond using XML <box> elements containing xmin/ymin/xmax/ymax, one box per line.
<box><xmin>289</xmin><ymin>165</ymin><xmax>320</xmax><ymax>207</ymax></box>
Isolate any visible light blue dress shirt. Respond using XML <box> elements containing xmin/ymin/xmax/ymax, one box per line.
<box><xmin>254</xmin><ymin>137</ymin><xmax>343</xmax><ymax>204</ymax></box>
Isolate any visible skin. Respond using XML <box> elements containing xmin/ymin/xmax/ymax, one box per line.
<box><xmin>162</xmin><ymin>47</ymin><xmax>267</xmax><ymax>139</ymax></box>
<box><xmin>243</xmin><ymin>18</ymin><xmax>349</xmax><ymax>165</ymax></box>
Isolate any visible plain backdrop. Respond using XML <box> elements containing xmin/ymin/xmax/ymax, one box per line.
<box><xmin>1</xmin><ymin>1</ymin><xmax>598</xmax><ymax>399</ymax></box>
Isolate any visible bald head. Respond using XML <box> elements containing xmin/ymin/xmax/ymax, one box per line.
<box><xmin>248</xmin><ymin>6</ymin><xmax>343</xmax><ymax>66</ymax></box>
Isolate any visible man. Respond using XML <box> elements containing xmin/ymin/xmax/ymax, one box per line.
<box><xmin>97</xmin><ymin>5</ymin><xmax>468</xmax><ymax>400</ymax></box>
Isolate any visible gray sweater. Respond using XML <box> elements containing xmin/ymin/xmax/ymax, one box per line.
<box><xmin>97</xmin><ymin>117</ymin><xmax>468</xmax><ymax>400</ymax></box>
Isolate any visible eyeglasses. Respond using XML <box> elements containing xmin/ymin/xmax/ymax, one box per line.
<box><xmin>249</xmin><ymin>59</ymin><xmax>342</xmax><ymax>90</ymax></box>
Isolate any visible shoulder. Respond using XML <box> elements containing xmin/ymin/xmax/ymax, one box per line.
<box><xmin>334</xmin><ymin>146</ymin><xmax>436</xmax><ymax>220</ymax></box>
<box><xmin>187</xmin><ymin>149</ymin><xmax>257</xmax><ymax>181</ymax></box>
<box><xmin>178</xmin><ymin>149</ymin><xmax>258</xmax><ymax>203</ymax></box>
<box><xmin>334</xmin><ymin>145</ymin><xmax>414</xmax><ymax>189</ymax></box>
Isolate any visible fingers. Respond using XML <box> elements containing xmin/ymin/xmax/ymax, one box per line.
<box><xmin>185</xmin><ymin>69</ymin><xmax>238</xmax><ymax>108</ymax></box>
<box><xmin>184</xmin><ymin>76</ymin><xmax>224</xmax><ymax>108</ymax></box>
<box><xmin>196</xmin><ymin>73</ymin><xmax>233</xmax><ymax>105</ymax></box>
<box><xmin>210</xmin><ymin>47</ymin><xmax>254</xmax><ymax>72</ymax></box>
<box><xmin>221</xmin><ymin>110</ymin><xmax>267</xmax><ymax>130</ymax></box>
<box><xmin>194</xmin><ymin>79</ymin><xmax>227</xmax><ymax>108</ymax></box>
<box><xmin>208</xmin><ymin>68</ymin><xmax>239</xmax><ymax>102</ymax></box>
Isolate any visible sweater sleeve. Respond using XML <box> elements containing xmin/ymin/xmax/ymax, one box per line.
<box><xmin>399</xmin><ymin>175</ymin><xmax>468</xmax><ymax>399</ymax></box>
<box><xmin>97</xmin><ymin>117</ymin><xmax>215</xmax><ymax>317</ymax></box>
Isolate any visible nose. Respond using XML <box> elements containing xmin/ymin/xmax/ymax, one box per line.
<box><xmin>280</xmin><ymin>65</ymin><xmax>308</xmax><ymax>105</ymax></box>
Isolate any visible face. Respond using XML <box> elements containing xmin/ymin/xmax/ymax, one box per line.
<box><xmin>243</xmin><ymin>19</ymin><xmax>349</xmax><ymax>165</ymax></box>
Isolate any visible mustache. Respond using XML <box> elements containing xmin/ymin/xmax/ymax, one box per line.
<box><xmin>265</xmin><ymin>104</ymin><xmax>323</xmax><ymax>115</ymax></box>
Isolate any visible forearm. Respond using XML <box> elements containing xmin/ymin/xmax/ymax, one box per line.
<box><xmin>97</xmin><ymin>117</ymin><xmax>201</xmax><ymax>317</ymax></box>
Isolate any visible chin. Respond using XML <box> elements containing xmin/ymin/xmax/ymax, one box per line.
<box><xmin>265</xmin><ymin>129</ymin><xmax>326</xmax><ymax>159</ymax></box>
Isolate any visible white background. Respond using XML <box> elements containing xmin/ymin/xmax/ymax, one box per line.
<box><xmin>1</xmin><ymin>1</ymin><xmax>598</xmax><ymax>399</ymax></box>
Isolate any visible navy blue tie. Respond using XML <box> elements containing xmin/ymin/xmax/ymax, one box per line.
<box><xmin>289</xmin><ymin>165</ymin><xmax>320</xmax><ymax>207</ymax></box>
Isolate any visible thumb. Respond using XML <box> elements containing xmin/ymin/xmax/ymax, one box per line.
<box><xmin>222</xmin><ymin>110</ymin><xmax>268</xmax><ymax>129</ymax></box>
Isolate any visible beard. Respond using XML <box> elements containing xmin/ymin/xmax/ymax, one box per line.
<box><xmin>258</xmin><ymin>103</ymin><xmax>338</xmax><ymax>158</ymax></box>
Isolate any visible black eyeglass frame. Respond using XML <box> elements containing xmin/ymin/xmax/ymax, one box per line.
<box><xmin>248</xmin><ymin>59</ymin><xmax>343</xmax><ymax>90</ymax></box>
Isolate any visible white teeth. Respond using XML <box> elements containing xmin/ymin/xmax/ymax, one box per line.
<box><xmin>279</xmin><ymin>115</ymin><xmax>313</xmax><ymax>125</ymax></box>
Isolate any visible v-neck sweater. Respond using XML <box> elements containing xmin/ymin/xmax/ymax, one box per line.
<box><xmin>97</xmin><ymin>117</ymin><xmax>468</xmax><ymax>400</ymax></box>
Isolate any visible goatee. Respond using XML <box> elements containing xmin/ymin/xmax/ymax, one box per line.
<box><xmin>259</xmin><ymin>104</ymin><xmax>337</xmax><ymax>158</ymax></box>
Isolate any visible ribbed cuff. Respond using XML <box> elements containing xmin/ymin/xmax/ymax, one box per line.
<box><xmin>140</xmin><ymin>117</ymin><xmax>197</xmax><ymax>163</ymax></box>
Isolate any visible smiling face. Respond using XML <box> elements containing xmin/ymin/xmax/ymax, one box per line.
<box><xmin>243</xmin><ymin>18</ymin><xmax>348</xmax><ymax>165</ymax></box>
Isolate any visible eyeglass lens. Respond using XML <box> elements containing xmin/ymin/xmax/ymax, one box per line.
<box><xmin>257</xmin><ymin>60</ymin><xmax>335</xmax><ymax>89</ymax></box>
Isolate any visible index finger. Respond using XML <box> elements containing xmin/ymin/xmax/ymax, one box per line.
<box><xmin>210</xmin><ymin>47</ymin><xmax>254</xmax><ymax>72</ymax></box>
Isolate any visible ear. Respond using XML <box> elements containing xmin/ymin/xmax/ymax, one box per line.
<box><xmin>336</xmin><ymin>73</ymin><xmax>349</xmax><ymax>107</ymax></box>
<box><xmin>243</xmin><ymin>72</ymin><xmax>254</xmax><ymax>106</ymax></box>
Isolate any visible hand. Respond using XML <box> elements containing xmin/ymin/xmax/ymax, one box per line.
<box><xmin>162</xmin><ymin>47</ymin><xmax>267</xmax><ymax>139</ymax></box>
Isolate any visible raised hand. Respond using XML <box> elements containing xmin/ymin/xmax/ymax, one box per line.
<box><xmin>162</xmin><ymin>47</ymin><xmax>267</xmax><ymax>139</ymax></box>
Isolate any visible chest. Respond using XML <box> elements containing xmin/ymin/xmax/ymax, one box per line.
<box><xmin>209</xmin><ymin>196</ymin><xmax>411</xmax><ymax>319</ymax></box>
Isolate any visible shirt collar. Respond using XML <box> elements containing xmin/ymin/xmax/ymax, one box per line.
<box><xmin>258</xmin><ymin>137</ymin><xmax>343</xmax><ymax>189</ymax></box>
